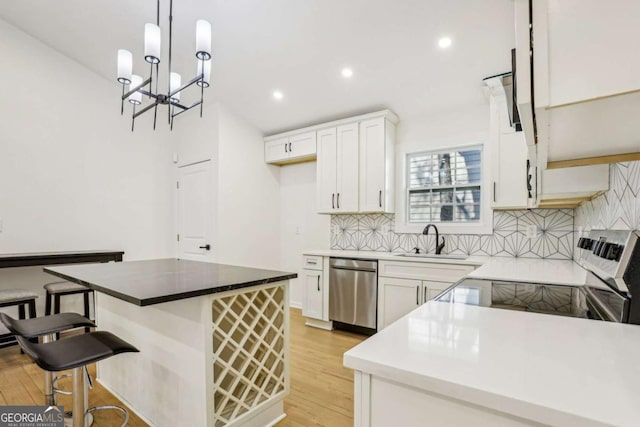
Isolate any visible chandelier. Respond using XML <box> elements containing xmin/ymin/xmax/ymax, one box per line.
<box><xmin>115</xmin><ymin>0</ymin><xmax>212</xmax><ymax>131</ymax></box>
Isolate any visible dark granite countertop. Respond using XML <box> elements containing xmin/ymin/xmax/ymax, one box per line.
<box><xmin>44</xmin><ymin>258</ymin><xmax>296</xmax><ymax>306</ymax></box>
<box><xmin>0</xmin><ymin>250</ymin><xmax>124</xmax><ymax>268</ymax></box>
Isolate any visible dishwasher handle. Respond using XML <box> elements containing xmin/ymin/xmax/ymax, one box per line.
<box><xmin>330</xmin><ymin>265</ymin><xmax>377</xmax><ymax>273</ymax></box>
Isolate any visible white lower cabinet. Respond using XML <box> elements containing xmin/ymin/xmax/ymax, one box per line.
<box><xmin>377</xmin><ymin>260</ymin><xmax>475</xmax><ymax>330</ymax></box>
<box><xmin>302</xmin><ymin>269</ymin><xmax>323</xmax><ymax>320</ymax></box>
<box><xmin>378</xmin><ymin>277</ymin><xmax>451</xmax><ymax>330</ymax></box>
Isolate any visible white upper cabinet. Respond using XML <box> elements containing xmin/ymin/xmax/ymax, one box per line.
<box><xmin>336</xmin><ymin>124</ymin><xmax>360</xmax><ymax>212</ymax></box>
<box><xmin>359</xmin><ymin>118</ymin><xmax>395</xmax><ymax>213</ymax></box>
<box><xmin>317</xmin><ymin>124</ymin><xmax>359</xmax><ymax>213</ymax></box>
<box><xmin>515</xmin><ymin>0</ymin><xmax>640</xmax><ymax>162</ymax></box>
<box><xmin>264</xmin><ymin>131</ymin><xmax>317</xmax><ymax>165</ymax></box>
<box><xmin>485</xmin><ymin>75</ymin><xmax>530</xmax><ymax>210</ymax></box>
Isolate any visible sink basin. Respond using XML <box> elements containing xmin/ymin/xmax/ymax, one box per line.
<box><xmin>394</xmin><ymin>253</ymin><xmax>468</xmax><ymax>260</ymax></box>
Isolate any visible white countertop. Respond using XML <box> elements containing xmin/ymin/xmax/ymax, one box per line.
<box><xmin>344</xmin><ymin>301</ymin><xmax>640</xmax><ymax>426</ymax></box>
<box><xmin>303</xmin><ymin>249</ymin><xmax>487</xmax><ymax>266</ymax></box>
<box><xmin>468</xmin><ymin>257</ymin><xmax>587</xmax><ymax>286</ymax></box>
<box><xmin>304</xmin><ymin>250</ymin><xmax>587</xmax><ymax>286</ymax></box>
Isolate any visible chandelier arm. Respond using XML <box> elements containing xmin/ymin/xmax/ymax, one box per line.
<box><xmin>168</xmin><ymin>73</ymin><xmax>205</xmax><ymax>98</ymax></box>
<box><xmin>133</xmin><ymin>101</ymin><xmax>159</xmax><ymax>119</ymax></box>
<box><xmin>131</xmin><ymin>104</ymin><xmax>136</xmax><ymax>132</ymax></box>
<box><xmin>122</xmin><ymin>77</ymin><xmax>152</xmax><ymax>100</ymax></box>
<box><xmin>171</xmin><ymin>101</ymin><xmax>203</xmax><ymax>118</ymax></box>
<box><xmin>200</xmin><ymin>58</ymin><xmax>204</xmax><ymax>118</ymax></box>
<box><xmin>168</xmin><ymin>0</ymin><xmax>173</xmax><ymax>126</ymax></box>
<box><xmin>121</xmin><ymin>83</ymin><xmax>125</xmax><ymax>115</ymax></box>
<box><xmin>153</xmin><ymin>63</ymin><xmax>159</xmax><ymax>130</ymax></box>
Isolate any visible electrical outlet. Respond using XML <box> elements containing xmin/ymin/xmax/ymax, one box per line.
<box><xmin>525</xmin><ymin>224</ymin><xmax>538</xmax><ymax>239</ymax></box>
<box><xmin>295</xmin><ymin>227</ymin><xmax>301</xmax><ymax>235</ymax></box>
<box><xmin>0</xmin><ymin>218</ymin><xmax>3</xmax><ymax>233</ymax></box>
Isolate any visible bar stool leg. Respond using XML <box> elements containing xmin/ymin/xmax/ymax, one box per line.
<box><xmin>28</xmin><ymin>300</ymin><xmax>36</xmax><ymax>319</ymax></box>
<box><xmin>54</xmin><ymin>295</ymin><xmax>61</xmax><ymax>341</ymax></box>
<box><xmin>83</xmin><ymin>293</ymin><xmax>91</xmax><ymax>333</ymax></box>
<box><xmin>42</xmin><ymin>334</ymin><xmax>55</xmax><ymax>406</ymax></box>
<box><xmin>45</xmin><ymin>292</ymin><xmax>52</xmax><ymax>316</ymax></box>
<box><xmin>72</xmin><ymin>366</ymin><xmax>86</xmax><ymax>427</ymax></box>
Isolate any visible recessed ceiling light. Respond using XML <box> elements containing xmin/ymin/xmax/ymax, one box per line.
<box><xmin>341</xmin><ymin>68</ymin><xmax>354</xmax><ymax>78</ymax></box>
<box><xmin>273</xmin><ymin>90</ymin><xmax>283</xmax><ymax>100</ymax></box>
<box><xmin>438</xmin><ymin>37</ymin><xmax>452</xmax><ymax>49</ymax></box>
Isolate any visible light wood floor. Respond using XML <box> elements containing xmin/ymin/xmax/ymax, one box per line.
<box><xmin>0</xmin><ymin>308</ymin><xmax>365</xmax><ymax>426</ymax></box>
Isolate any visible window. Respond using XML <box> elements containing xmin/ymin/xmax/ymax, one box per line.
<box><xmin>407</xmin><ymin>146</ymin><xmax>482</xmax><ymax>224</ymax></box>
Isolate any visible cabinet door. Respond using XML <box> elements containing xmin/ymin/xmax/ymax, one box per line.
<box><xmin>264</xmin><ymin>137</ymin><xmax>289</xmax><ymax>163</ymax></box>
<box><xmin>335</xmin><ymin>123</ymin><xmax>359</xmax><ymax>213</ymax></box>
<box><xmin>492</xmin><ymin>133</ymin><xmax>529</xmax><ymax>209</ymax></box>
<box><xmin>378</xmin><ymin>277</ymin><xmax>422</xmax><ymax>330</ymax></box>
<box><xmin>359</xmin><ymin>118</ymin><xmax>387</xmax><ymax>212</ymax></box>
<box><xmin>316</xmin><ymin>128</ymin><xmax>338</xmax><ymax>213</ymax></box>
<box><xmin>289</xmin><ymin>131</ymin><xmax>317</xmax><ymax>160</ymax></box>
<box><xmin>422</xmin><ymin>281</ymin><xmax>451</xmax><ymax>302</ymax></box>
<box><xmin>302</xmin><ymin>269</ymin><xmax>323</xmax><ymax>320</ymax></box>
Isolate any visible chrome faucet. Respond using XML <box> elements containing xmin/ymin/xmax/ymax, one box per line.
<box><xmin>422</xmin><ymin>224</ymin><xmax>445</xmax><ymax>255</ymax></box>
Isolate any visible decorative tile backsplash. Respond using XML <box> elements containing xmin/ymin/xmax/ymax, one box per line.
<box><xmin>331</xmin><ymin>208</ymin><xmax>574</xmax><ymax>259</ymax></box>
<box><xmin>574</xmin><ymin>161</ymin><xmax>640</xmax><ymax>260</ymax></box>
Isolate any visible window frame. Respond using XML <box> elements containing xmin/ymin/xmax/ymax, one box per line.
<box><xmin>394</xmin><ymin>141</ymin><xmax>494</xmax><ymax>235</ymax></box>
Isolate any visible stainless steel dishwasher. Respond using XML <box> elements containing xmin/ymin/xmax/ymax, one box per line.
<box><xmin>329</xmin><ymin>258</ymin><xmax>377</xmax><ymax>331</ymax></box>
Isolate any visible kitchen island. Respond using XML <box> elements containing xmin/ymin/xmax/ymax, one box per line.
<box><xmin>45</xmin><ymin>258</ymin><xmax>296</xmax><ymax>427</ymax></box>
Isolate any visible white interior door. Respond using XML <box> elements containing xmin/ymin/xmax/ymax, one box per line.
<box><xmin>178</xmin><ymin>161</ymin><xmax>214</xmax><ymax>261</ymax></box>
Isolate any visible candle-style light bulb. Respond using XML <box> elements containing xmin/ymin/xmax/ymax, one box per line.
<box><xmin>196</xmin><ymin>60</ymin><xmax>211</xmax><ymax>88</ymax></box>
<box><xmin>170</xmin><ymin>72</ymin><xmax>182</xmax><ymax>102</ymax></box>
<box><xmin>195</xmin><ymin>20</ymin><xmax>212</xmax><ymax>60</ymax></box>
<box><xmin>144</xmin><ymin>23</ymin><xmax>161</xmax><ymax>64</ymax></box>
<box><xmin>117</xmin><ymin>49</ymin><xmax>132</xmax><ymax>84</ymax></box>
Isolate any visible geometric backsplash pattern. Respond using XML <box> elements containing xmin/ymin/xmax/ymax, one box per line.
<box><xmin>331</xmin><ymin>208</ymin><xmax>574</xmax><ymax>259</ymax></box>
<box><xmin>574</xmin><ymin>161</ymin><xmax>640</xmax><ymax>260</ymax></box>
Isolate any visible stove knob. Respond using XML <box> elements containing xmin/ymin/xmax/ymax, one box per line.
<box><xmin>581</xmin><ymin>238</ymin><xmax>594</xmax><ymax>249</ymax></box>
<box><xmin>577</xmin><ymin>237</ymin><xmax>586</xmax><ymax>248</ymax></box>
<box><xmin>593</xmin><ymin>241</ymin><xmax>605</xmax><ymax>255</ymax></box>
<box><xmin>604</xmin><ymin>244</ymin><xmax>623</xmax><ymax>260</ymax></box>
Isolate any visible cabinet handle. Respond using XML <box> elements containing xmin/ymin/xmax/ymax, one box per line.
<box><xmin>285</xmin><ymin>143</ymin><xmax>288</xmax><ymax>153</ymax></box>
<box><xmin>424</xmin><ymin>286</ymin><xmax>427</xmax><ymax>302</ymax></box>
<box><xmin>332</xmin><ymin>193</ymin><xmax>335</xmax><ymax>209</ymax></box>
<box><xmin>337</xmin><ymin>193</ymin><xmax>340</xmax><ymax>209</ymax></box>
<box><xmin>416</xmin><ymin>286</ymin><xmax>420</xmax><ymax>305</ymax></box>
<box><xmin>289</xmin><ymin>142</ymin><xmax>292</xmax><ymax>152</ymax></box>
<box><xmin>379</xmin><ymin>190</ymin><xmax>382</xmax><ymax>208</ymax></box>
<box><xmin>493</xmin><ymin>181</ymin><xmax>496</xmax><ymax>203</ymax></box>
<box><xmin>307</xmin><ymin>260</ymin><xmax>317</xmax><ymax>265</ymax></box>
<box><xmin>317</xmin><ymin>275</ymin><xmax>320</xmax><ymax>292</ymax></box>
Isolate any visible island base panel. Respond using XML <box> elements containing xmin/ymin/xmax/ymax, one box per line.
<box><xmin>94</xmin><ymin>281</ymin><xmax>289</xmax><ymax>427</ymax></box>
<box><xmin>355</xmin><ymin>372</ymin><xmax>542</xmax><ymax>427</ymax></box>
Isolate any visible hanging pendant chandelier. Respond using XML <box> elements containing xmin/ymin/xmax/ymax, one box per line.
<box><xmin>116</xmin><ymin>0</ymin><xmax>212</xmax><ymax>131</ymax></box>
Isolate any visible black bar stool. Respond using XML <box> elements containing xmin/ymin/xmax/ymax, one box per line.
<box><xmin>17</xmin><ymin>331</ymin><xmax>138</xmax><ymax>427</ymax></box>
<box><xmin>0</xmin><ymin>289</ymin><xmax>38</xmax><ymax>347</ymax></box>
<box><xmin>44</xmin><ymin>282</ymin><xmax>93</xmax><ymax>333</ymax></box>
<box><xmin>0</xmin><ymin>312</ymin><xmax>95</xmax><ymax>405</ymax></box>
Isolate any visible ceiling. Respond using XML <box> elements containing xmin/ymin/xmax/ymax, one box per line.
<box><xmin>0</xmin><ymin>0</ymin><xmax>515</xmax><ymax>135</ymax></box>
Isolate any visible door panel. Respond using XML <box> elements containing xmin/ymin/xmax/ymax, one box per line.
<box><xmin>359</xmin><ymin>118</ymin><xmax>386</xmax><ymax>212</ymax></box>
<box><xmin>317</xmin><ymin>128</ymin><xmax>338</xmax><ymax>213</ymax></box>
<box><xmin>178</xmin><ymin>161</ymin><xmax>213</xmax><ymax>261</ymax></box>
<box><xmin>289</xmin><ymin>131</ymin><xmax>317</xmax><ymax>159</ymax></box>
<box><xmin>302</xmin><ymin>270</ymin><xmax>323</xmax><ymax>319</ymax></box>
<box><xmin>377</xmin><ymin>277</ymin><xmax>421</xmax><ymax>330</ymax></box>
<box><xmin>265</xmin><ymin>137</ymin><xmax>289</xmax><ymax>163</ymax></box>
<box><xmin>336</xmin><ymin>123</ymin><xmax>359</xmax><ymax>212</ymax></box>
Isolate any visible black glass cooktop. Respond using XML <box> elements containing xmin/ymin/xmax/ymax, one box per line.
<box><xmin>436</xmin><ymin>278</ymin><xmax>589</xmax><ymax>318</ymax></box>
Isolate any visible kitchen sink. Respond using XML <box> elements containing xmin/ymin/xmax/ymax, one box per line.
<box><xmin>394</xmin><ymin>253</ymin><xmax>468</xmax><ymax>260</ymax></box>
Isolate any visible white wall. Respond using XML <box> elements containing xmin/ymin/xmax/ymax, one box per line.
<box><xmin>279</xmin><ymin>162</ymin><xmax>330</xmax><ymax>307</ymax></box>
<box><xmin>0</xmin><ymin>18</ymin><xmax>176</xmax><ymax>259</ymax></box>
<box><xmin>0</xmin><ymin>18</ymin><xmax>176</xmax><ymax>318</ymax></box>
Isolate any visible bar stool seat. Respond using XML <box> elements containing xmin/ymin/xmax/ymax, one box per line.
<box><xmin>0</xmin><ymin>312</ymin><xmax>96</xmax><ymax>406</ymax></box>
<box><xmin>0</xmin><ymin>289</ymin><xmax>39</xmax><ymax>304</ymax></box>
<box><xmin>17</xmin><ymin>332</ymin><xmax>138</xmax><ymax>427</ymax></box>
<box><xmin>44</xmin><ymin>281</ymin><xmax>93</xmax><ymax>334</ymax></box>
<box><xmin>0</xmin><ymin>312</ymin><xmax>96</xmax><ymax>338</ymax></box>
<box><xmin>0</xmin><ymin>290</ymin><xmax>38</xmax><ymax>348</ymax></box>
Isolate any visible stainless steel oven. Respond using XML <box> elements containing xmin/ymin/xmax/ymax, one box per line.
<box><xmin>437</xmin><ymin>230</ymin><xmax>640</xmax><ymax>325</ymax></box>
<box><xmin>329</xmin><ymin>258</ymin><xmax>377</xmax><ymax>331</ymax></box>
